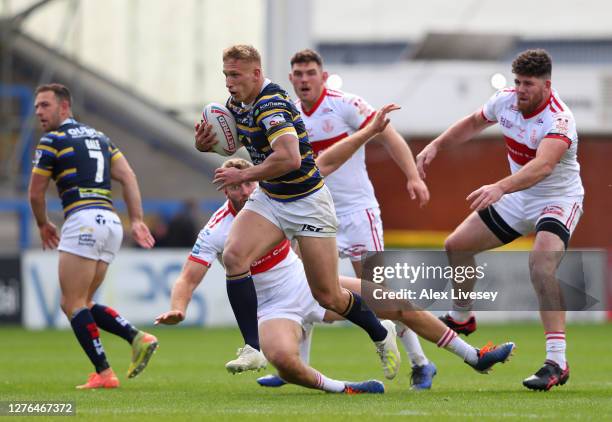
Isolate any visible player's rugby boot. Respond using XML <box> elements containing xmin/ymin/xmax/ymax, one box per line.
<box><xmin>439</xmin><ymin>312</ymin><xmax>477</xmax><ymax>336</ymax></box>
<box><xmin>467</xmin><ymin>341</ymin><xmax>515</xmax><ymax>373</ymax></box>
<box><xmin>225</xmin><ymin>344</ymin><xmax>267</xmax><ymax>374</ymax></box>
<box><xmin>257</xmin><ymin>374</ymin><xmax>287</xmax><ymax>387</ymax></box>
<box><xmin>410</xmin><ymin>361</ymin><xmax>437</xmax><ymax>390</ymax></box>
<box><xmin>523</xmin><ymin>360</ymin><xmax>570</xmax><ymax>391</ymax></box>
<box><xmin>127</xmin><ymin>331</ymin><xmax>159</xmax><ymax>378</ymax></box>
<box><xmin>343</xmin><ymin>380</ymin><xmax>385</xmax><ymax>394</ymax></box>
<box><xmin>76</xmin><ymin>369</ymin><xmax>120</xmax><ymax>389</ymax></box>
<box><xmin>375</xmin><ymin>320</ymin><xmax>401</xmax><ymax>380</ymax></box>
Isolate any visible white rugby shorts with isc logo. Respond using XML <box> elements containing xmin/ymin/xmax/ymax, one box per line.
<box><xmin>244</xmin><ymin>185</ymin><xmax>337</xmax><ymax>240</ymax></box>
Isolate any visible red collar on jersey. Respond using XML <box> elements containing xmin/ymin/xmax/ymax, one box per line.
<box><xmin>228</xmin><ymin>201</ymin><xmax>238</xmax><ymax>217</ymax></box>
<box><xmin>522</xmin><ymin>91</ymin><xmax>552</xmax><ymax>119</ymax></box>
<box><xmin>301</xmin><ymin>88</ymin><xmax>327</xmax><ymax>117</ymax></box>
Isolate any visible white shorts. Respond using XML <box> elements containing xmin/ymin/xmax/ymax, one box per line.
<box><xmin>256</xmin><ymin>258</ymin><xmax>326</xmax><ymax>327</ymax></box>
<box><xmin>337</xmin><ymin>207</ymin><xmax>384</xmax><ymax>261</ymax></box>
<box><xmin>58</xmin><ymin>209</ymin><xmax>123</xmax><ymax>263</ymax></box>
<box><xmin>244</xmin><ymin>185</ymin><xmax>337</xmax><ymax>240</ymax></box>
<box><xmin>480</xmin><ymin>191</ymin><xmax>583</xmax><ymax>247</ymax></box>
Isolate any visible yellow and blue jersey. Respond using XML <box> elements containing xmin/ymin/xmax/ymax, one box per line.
<box><xmin>32</xmin><ymin>118</ymin><xmax>122</xmax><ymax>219</ymax></box>
<box><xmin>226</xmin><ymin>82</ymin><xmax>324</xmax><ymax>202</ymax></box>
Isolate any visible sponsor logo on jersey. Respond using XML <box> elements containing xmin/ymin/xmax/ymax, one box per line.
<box><xmin>322</xmin><ymin>120</ymin><xmax>334</xmax><ymax>133</ymax></box>
<box><xmin>554</xmin><ymin>116</ymin><xmax>570</xmax><ymax>135</ymax></box>
<box><xmin>261</xmin><ymin>113</ymin><xmax>286</xmax><ymax>130</ymax></box>
<box><xmin>68</xmin><ymin>127</ymin><xmax>98</xmax><ymax>138</ymax></box>
<box><xmin>32</xmin><ymin>150</ymin><xmax>42</xmax><ymax>166</ymax></box>
<box><xmin>500</xmin><ymin>116</ymin><xmax>513</xmax><ymax>129</ymax></box>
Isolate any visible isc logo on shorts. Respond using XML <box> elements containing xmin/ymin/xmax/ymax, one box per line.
<box><xmin>301</xmin><ymin>224</ymin><xmax>323</xmax><ymax>233</ymax></box>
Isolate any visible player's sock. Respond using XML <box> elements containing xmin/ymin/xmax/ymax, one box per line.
<box><xmin>90</xmin><ymin>303</ymin><xmax>139</xmax><ymax>344</ymax></box>
<box><xmin>226</xmin><ymin>271</ymin><xmax>260</xmax><ymax>350</ymax></box>
<box><xmin>545</xmin><ymin>331</ymin><xmax>566</xmax><ymax>368</ymax></box>
<box><xmin>395</xmin><ymin>322</ymin><xmax>429</xmax><ymax>366</ymax></box>
<box><xmin>437</xmin><ymin>327</ymin><xmax>478</xmax><ymax>365</ymax></box>
<box><xmin>340</xmin><ymin>290</ymin><xmax>387</xmax><ymax>342</ymax></box>
<box><xmin>312</xmin><ymin>370</ymin><xmax>345</xmax><ymax>393</ymax></box>
<box><xmin>299</xmin><ymin>323</ymin><xmax>314</xmax><ymax>364</ymax></box>
<box><xmin>449</xmin><ymin>301</ymin><xmax>472</xmax><ymax>322</ymax></box>
<box><xmin>70</xmin><ymin>307</ymin><xmax>110</xmax><ymax>373</ymax></box>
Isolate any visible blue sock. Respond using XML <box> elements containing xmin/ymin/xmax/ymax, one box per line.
<box><xmin>226</xmin><ymin>272</ymin><xmax>260</xmax><ymax>350</ymax></box>
<box><xmin>341</xmin><ymin>290</ymin><xmax>387</xmax><ymax>342</ymax></box>
<box><xmin>70</xmin><ymin>307</ymin><xmax>110</xmax><ymax>373</ymax></box>
<box><xmin>90</xmin><ymin>304</ymin><xmax>139</xmax><ymax>344</ymax></box>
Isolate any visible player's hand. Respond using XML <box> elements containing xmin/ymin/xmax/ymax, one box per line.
<box><xmin>194</xmin><ymin>121</ymin><xmax>218</xmax><ymax>152</ymax></box>
<box><xmin>366</xmin><ymin>103</ymin><xmax>401</xmax><ymax>136</ymax></box>
<box><xmin>38</xmin><ymin>221</ymin><xmax>59</xmax><ymax>250</ymax></box>
<box><xmin>406</xmin><ymin>178</ymin><xmax>430</xmax><ymax>207</ymax></box>
<box><xmin>154</xmin><ymin>310</ymin><xmax>185</xmax><ymax>325</ymax></box>
<box><xmin>213</xmin><ymin>166</ymin><xmax>244</xmax><ymax>191</ymax></box>
<box><xmin>131</xmin><ymin>220</ymin><xmax>155</xmax><ymax>249</ymax></box>
<box><xmin>416</xmin><ymin>143</ymin><xmax>438</xmax><ymax>179</ymax></box>
<box><xmin>467</xmin><ymin>184</ymin><xmax>504</xmax><ymax>211</ymax></box>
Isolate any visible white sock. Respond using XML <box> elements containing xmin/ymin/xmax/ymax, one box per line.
<box><xmin>312</xmin><ymin>370</ymin><xmax>345</xmax><ymax>393</ymax></box>
<box><xmin>437</xmin><ymin>327</ymin><xmax>478</xmax><ymax>365</ymax></box>
<box><xmin>395</xmin><ymin>321</ymin><xmax>428</xmax><ymax>367</ymax></box>
<box><xmin>449</xmin><ymin>302</ymin><xmax>472</xmax><ymax>322</ymax></box>
<box><xmin>545</xmin><ymin>331</ymin><xmax>566</xmax><ymax>368</ymax></box>
<box><xmin>299</xmin><ymin>323</ymin><xmax>314</xmax><ymax>365</ymax></box>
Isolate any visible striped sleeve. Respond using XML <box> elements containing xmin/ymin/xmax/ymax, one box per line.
<box><xmin>254</xmin><ymin>98</ymin><xmax>298</xmax><ymax>144</ymax></box>
<box><xmin>32</xmin><ymin>136</ymin><xmax>56</xmax><ymax>176</ymax></box>
<box><xmin>108</xmin><ymin>140</ymin><xmax>124</xmax><ymax>161</ymax></box>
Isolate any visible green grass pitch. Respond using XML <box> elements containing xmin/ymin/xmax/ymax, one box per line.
<box><xmin>1</xmin><ymin>323</ymin><xmax>611</xmax><ymax>421</ymax></box>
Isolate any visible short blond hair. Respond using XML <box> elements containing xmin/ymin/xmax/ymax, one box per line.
<box><xmin>222</xmin><ymin>45</ymin><xmax>261</xmax><ymax>65</ymax></box>
<box><xmin>222</xmin><ymin>158</ymin><xmax>253</xmax><ymax>170</ymax></box>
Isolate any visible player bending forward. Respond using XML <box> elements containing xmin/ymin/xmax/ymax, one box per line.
<box><xmin>156</xmin><ymin>160</ymin><xmax>515</xmax><ymax>394</ymax></box>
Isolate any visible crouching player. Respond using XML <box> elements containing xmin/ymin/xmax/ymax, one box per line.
<box><xmin>156</xmin><ymin>160</ymin><xmax>515</xmax><ymax>393</ymax></box>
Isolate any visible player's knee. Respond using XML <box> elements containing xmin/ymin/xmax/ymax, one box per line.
<box><xmin>312</xmin><ymin>289</ymin><xmax>341</xmax><ymax>311</ymax></box>
<box><xmin>60</xmin><ymin>298</ymin><xmax>70</xmax><ymax>318</ymax></box>
<box><xmin>529</xmin><ymin>257</ymin><xmax>556</xmax><ymax>287</ymax></box>
<box><xmin>444</xmin><ymin>233</ymin><xmax>465</xmax><ymax>253</ymax></box>
<box><xmin>266</xmin><ymin>349</ymin><xmax>298</xmax><ymax>373</ymax></box>
<box><xmin>221</xmin><ymin>246</ymin><xmax>248</xmax><ymax>273</ymax></box>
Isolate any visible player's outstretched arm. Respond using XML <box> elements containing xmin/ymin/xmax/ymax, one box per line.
<box><xmin>466</xmin><ymin>138</ymin><xmax>568</xmax><ymax>211</ymax></box>
<box><xmin>374</xmin><ymin>121</ymin><xmax>430</xmax><ymax>207</ymax></box>
<box><xmin>155</xmin><ymin>260</ymin><xmax>208</xmax><ymax>325</ymax></box>
<box><xmin>416</xmin><ymin>110</ymin><xmax>494</xmax><ymax>179</ymax></box>
<box><xmin>110</xmin><ymin>155</ymin><xmax>155</xmax><ymax>249</ymax></box>
<box><xmin>212</xmin><ymin>134</ymin><xmax>301</xmax><ymax>189</ymax></box>
<box><xmin>316</xmin><ymin>104</ymin><xmax>400</xmax><ymax>177</ymax></box>
<box><xmin>28</xmin><ymin>173</ymin><xmax>59</xmax><ymax>250</ymax></box>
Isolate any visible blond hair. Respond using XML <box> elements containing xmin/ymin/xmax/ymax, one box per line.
<box><xmin>222</xmin><ymin>45</ymin><xmax>261</xmax><ymax>65</ymax></box>
<box><xmin>222</xmin><ymin>158</ymin><xmax>253</xmax><ymax>170</ymax></box>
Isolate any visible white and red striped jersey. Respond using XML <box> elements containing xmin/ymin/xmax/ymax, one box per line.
<box><xmin>481</xmin><ymin>89</ymin><xmax>583</xmax><ymax>197</ymax></box>
<box><xmin>296</xmin><ymin>88</ymin><xmax>378</xmax><ymax>216</ymax></box>
<box><xmin>189</xmin><ymin>200</ymin><xmax>298</xmax><ymax>289</ymax></box>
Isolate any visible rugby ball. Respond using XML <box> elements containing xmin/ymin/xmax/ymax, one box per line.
<box><xmin>201</xmin><ymin>103</ymin><xmax>238</xmax><ymax>156</ymax></box>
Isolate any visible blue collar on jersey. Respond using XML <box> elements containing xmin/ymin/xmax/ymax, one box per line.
<box><xmin>60</xmin><ymin>117</ymin><xmax>77</xmax><ymax>126</ymax></box>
